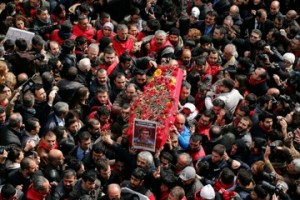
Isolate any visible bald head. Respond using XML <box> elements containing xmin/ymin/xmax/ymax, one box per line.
<box><xmin>107</xmin><ymin>184</ymin><xmax>121</xmax><ymax>200</ymax></box>
<box><xmin>270</xmin><ymin>1</ymin><xmax>280</xmax><ymax>15</ymax></box>
<box><xmin>267</xmin><ymin>88</ymin><xmax>280</xmax><ymax>97</ymax></box>
<box><xmin>286</xmin><ymin>10</ymin><xmax>298</xmax><ymax>21</ymax></box>
<box><xmin>49</xmin><ymin>149</ymin><xmax>63</xmax><ymax>158</ymax></box>
<box><xmin>169</xmin><ymin>59</ymin><xmax>179</xmax><ymax>67</ymax></box>
<box><xmin>17</xmin><ymin>73</ymin><xmax>28</xmax><ymax>85</ymax></box>
<box><xmin>229</xmin><ymin>5</ymin><xmax>239</xmax><ymax>17</ymax></box>
<box><xmin>48</xmin><ymin>149</ymin><xmax>64</xmax><ymax>165</ymax></box>
<box><xmin>175</xmin><ymin>113</ymin><xmax>186</xmax><ymax>132</ymax></box>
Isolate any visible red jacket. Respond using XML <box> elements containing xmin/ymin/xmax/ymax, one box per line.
<box><xmin>26</xmin><ymin>184</ymin><xmax>49</xmax><ymax>200</ymax></box>
<box><xmin>189</xmin><ymin>147</ymin><xmax>206</xmax><ymax>161</ymax></box>
<box><xmin>208</xmin><ymin>63</ymin><xmax>220</xmax><ymax>78</ymax></box>
<box><xmin>96</xmin><ymin>30</ymin><xmax>115</xmax><ymax>43</ymax></box>
<box><xmin>112</xmin><ymin>35</ymin><xmax>135</xmax><ymax>57</ymax></box>
<box><xmin>73</xmin><ymin>24</ymin><xmax>96</xmax><ymax>42</ymax></box>
<box><xmin>51</xmin><ymin>29</ymin><xmax>76</xmax><ymax>45</ymax></box>
<box><xmin>148</xmin><ymin>38</ymin><xmax>173</xmax><ymax>59</ymax></box>
<box><xmin>98</xmin><ymin>60</ymin><xmax>118</xmax><ymax>75</ymax></box>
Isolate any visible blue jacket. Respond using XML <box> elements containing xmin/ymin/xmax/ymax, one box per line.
<box><xmin>178</xmin><ymin>126</ymin><xmax>191</xmax><ymax>149</ymax></box>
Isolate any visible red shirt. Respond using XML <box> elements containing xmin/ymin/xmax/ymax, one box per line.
<box><xmin>51</xmin><ymin>29</ymin><xmax>76</xmax><ymax>45</ymax></box>
<box><xmin>112</xmin><ymin>35</ymin><xmax>135</xmax><ymax>57</ymax></box>
<box><xmin>73</xmin><ymin>24</ymin><xmax>96</xmax><ymax>43</ymax></box>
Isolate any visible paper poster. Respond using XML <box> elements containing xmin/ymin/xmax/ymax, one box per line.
<box><xmin>5</xmin><ymin>27</ymin><xmax>35</xmax><ymax>45</ymax></box>
<box><xmin>132</xmin><ymin>119</ymin><xmax>157</xmax><ymax>152</ymax></box>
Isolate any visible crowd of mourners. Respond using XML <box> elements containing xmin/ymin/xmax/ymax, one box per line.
<box><xmin>1</xmin><ymin>0</ymin><xmax>300</xmax><ymax>199</ymax></box>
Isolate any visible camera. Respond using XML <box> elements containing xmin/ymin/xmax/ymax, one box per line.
<box><xmin>261</xmin><ymin>181</ymin><xmax>282</xmax><ymax>195</ymax></box>
<box><xmin>28</xmin><ymin>52</ymin><xmax>45</xmax><ymax>61</ymax></box>
<box><xmin>262</xmin><ymin>172</ymin><xmax>276</xmax><ymax>182</ymax></box>
<box><xmin>34</xmin><ymin>53</ymin><xmax>45</xmax><ymax>61</ymax></box>
<box><xmin>258</xmin><ymin>54</ymin><xmax>268</xmax><ymax>61</ymax></box>
<box><xmin>271</xmin><ymin>97</ymin><xmax>278</xmax><ymax>108</ymax></box>
<box><xmin>149</xmin><ymin>1</ymin><xmax>156</xmax><ymax>14</ymax></box>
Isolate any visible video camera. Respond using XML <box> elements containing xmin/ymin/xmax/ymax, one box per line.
<box><xmin>149</xmin><ymin>1</ymin><xmax>156</xmax><ymax>14</ymax></box>
<box><xmin>262</xmin><ymin>172</ymin><xmax>276</xmax><ymax>183</ymax></box>
<box><xmin>261</xmin><ymin>181</ymin><xmax>282</xmax><ymax>195</ymax></box>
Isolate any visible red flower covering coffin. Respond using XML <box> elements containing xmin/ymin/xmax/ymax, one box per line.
<box><xmin>128</xmin><ymin>66</ymin><xmax>183</xmax><ymax>149</ymax></box>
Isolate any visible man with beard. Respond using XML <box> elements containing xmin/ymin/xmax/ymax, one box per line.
<box><xmin>179</xmin><ymin>166</ymin><xmax>203</xmax><ymax>200</ymax></box>
<box><xmin>98</xmin><ymin>47</ymin><xmax>119</xmax><ymax>72</ymax></box>
<box><xmin>70</xmin><ymin>131</ymin><xmax>92</xmax><ymax>161</ymax></box>
<box><xmin>197</xmin><ymin>110</ymin><xmax>215</xmax><ymax>141</ymax></box>
<box><xmin>206</xmin><ymin>49</ymin><xmax>221</xmax><ymax>79</ymax></box>
<box><xmin>198</xmin><ymin>144</ymin><xmax>228</xmax><ymax>185</ymax></box>
<box><xmin>188</xmin><ymin>56</ymin><xmax>211</xmax><ymax>94</ymax></box>
<box><xmin>199</xmin><ymin>10</ymin><xmax>218</xmax><ymax>36</ymax></box>
<box><xmin>186</xmin><ymin>134</ymin><xmax>206</xmax><ymax>162</ymax></box>
<box><xmin>69</xmin><ymin>170</ymin><xmax>101</xmax><ymax>200</ymax></box>
<box><xmin>80</xmin><ymin>119</ymin><xmax>101</xmax><ymax>143</ymax></box>
<box><xmin>146</xmin><ymin>30</ymin><xmax>174</xmax><ymax>64</ymax></box>
<box><xmin>52</xmin><ymin>170</ymin><xmax>77</xmax><ymax>200</ymax></box>
<box><xmin>90</xmin><ymin>88</ymin><xmax>112</xmax><ymax>112</ymax></box>
<box><xmin>178</xmin><ymin>49</ymin><xmax>193</xmax><ymax>72</ymax></box>
<box><xmin>83</xmin><ymin>142</ymin><xmax>107</xmax><ymax>171</ymax></box>
<box><xmin>7</xmin><ymin>157</ymin><xmax>40</xmax><ymax>195</ymax></box>
<box><xmin>89</xmin><ymin>69</ymin><xmax>111</xmax><ymax>98</ymax></box>
<box><xmin>120</xmin><ymin>167</ymin><xmax>155</xmax><ymax>200</ymax></box>
<box><xmin>111</xmin><ymin>104</ymin><xmax>130</xmax><ymax>138</ymax></box>
<box><xmin>96</xmin><ymin>158</ymin><xmax>120</xmax><ymax>192</ymax></box>
<box><xmin>168</xmin><ymin>27</ymin><xmax>183</xmax><ymax>59</ymax></box>
<box><xmin>223</xmin><ymin>116</ymin><xmax>253</xmax><ymax>149</ymax></box>
<box><xmin>112</xmin><ymin>24</ymin><xmax>136</xmax><ymax>57</ymax></box>
<box><xmin>250</xmin><ymin>111</ymin><xmax>274</xmax><ymax>140</ymax></box>
<box><xmin>130</xmin><ymin>70</ymin><xmax>148</xmax><ymax>92</ymax></box>
<box><xmin>112</xmin><ymin>84</ymin><xmax>138</xmax><ymax>115</ymax></box>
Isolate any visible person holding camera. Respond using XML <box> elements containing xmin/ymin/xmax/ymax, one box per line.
<box><xmin>141</xmin><ymin>0</ymin><xmax>162</xmax><ymax>21</ymax></box>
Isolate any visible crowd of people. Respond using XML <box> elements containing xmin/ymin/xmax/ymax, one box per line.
<box><xmin>0</xmin><ymin>0</ymin><xmax>300</xmax><ymax>199</ymax></box>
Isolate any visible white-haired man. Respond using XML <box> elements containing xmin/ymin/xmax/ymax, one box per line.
<box><xmin>222</xmin><ymin>44</ymin><xmax>238</xmax><ymax>71</ymax></box>
<box><xmin>76</xmin><ymin>58</ymin><xmax>92</xmax><ymax>86</ymax></box>
<box><xmin>145</xmin><ymin>30</ymin><xmax>174</xmax><ymax>64</ymax></box>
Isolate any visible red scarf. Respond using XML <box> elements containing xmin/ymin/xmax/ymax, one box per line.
<box><xmin>38</xmin><ymin>140</ymin><xmax>58</xmax><ymax>152</ymax></box>
<box><xmin>259</xmin><ymin>122</ymin><xmax>273</xmax><ymax>133</ymax></box>
<box><xmin>214</xmin><ymin>179</ymin><xmax>235</xmax><ymax>191</ymax></box>
<box><xmin>248</xmin><ymin>76</ymin><xmax>266</xmax><ymax>86</ymax></box>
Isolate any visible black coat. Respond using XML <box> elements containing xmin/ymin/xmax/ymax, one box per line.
<box><xmin>0</xmin><ymin>126</ymin><xmax>22</xmax><ymax>147</ymax></box>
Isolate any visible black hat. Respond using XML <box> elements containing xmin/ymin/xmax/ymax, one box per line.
<box><xmin>169</xmin><ymin>27</ymin><xmax>180</xmax><ymax>36</ymax></box>
<box><xmin>200</xmin><ymin>35</ymin><xmax>212</xmax><ymax>44</ymax></box>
